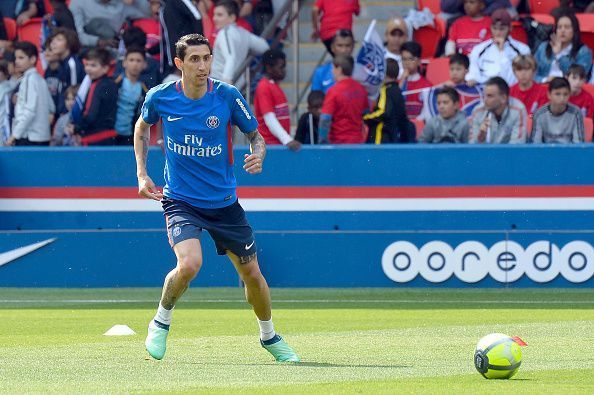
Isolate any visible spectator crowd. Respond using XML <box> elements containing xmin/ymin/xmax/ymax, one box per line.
<box><xmin>0</xmin><ymin>0</ymin><xmax>594</xmax><ymax>147</ymax></box>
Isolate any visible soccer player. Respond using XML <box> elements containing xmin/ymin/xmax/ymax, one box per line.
<box><xmin>133</xmin><ymin>34</ymin><xmax>299</xmax><ymax>363</ymax></box>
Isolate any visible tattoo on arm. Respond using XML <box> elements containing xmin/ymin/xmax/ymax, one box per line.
<box><xmin>134</xmin><ymin>119</ymin><xmax>151</xmax><ymax>175</ymax></box>
<box><xmin>247</xmin><ymin>130</ymin><xmax>266</xmax><ymax>159</ymax></box>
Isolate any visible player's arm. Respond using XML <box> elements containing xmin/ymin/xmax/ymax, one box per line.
<box><xmin>243</xmin><ymin>130</ymin><xmax>266</xmax><ymax>174</ymax></box>
<box><xmin>134</xmin><ymin>117</ymin><xmax>163</xmax><ymax>200</ymax></box>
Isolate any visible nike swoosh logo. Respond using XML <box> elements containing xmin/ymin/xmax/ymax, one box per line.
<box><xmin>0</xmin><ymin>238</ymin><xmax>57</xmax><ymax>267</ymax></box>
<box><xmin>167</xmin><ymin>116</ymin><xmax>183</xmax><ymax>121</ymax></box>
<box><xmin>245</xmin><ymin>240</ymin><xmax>255</xmax><ymax>250</ymax></box>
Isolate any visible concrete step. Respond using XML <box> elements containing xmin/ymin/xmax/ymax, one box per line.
<box><xmin>284</xmin><ymin>60</ymin><xmax>322</xmax><ymax>82</ymax></box>
<box><xmin>298</xmin><ymin>19</ymin><xmax>390</xmax><ymax>42</ymax></box>
<box><xmin>283</xmin><ymin>42</ymin><xmax>327</xmax><ymax>62</ymax></box>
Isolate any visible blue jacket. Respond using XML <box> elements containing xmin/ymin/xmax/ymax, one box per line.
<box><xmin>534</xmin><ymin>42</ymin><xmax>593</xmax><ymax>82</ymax></box>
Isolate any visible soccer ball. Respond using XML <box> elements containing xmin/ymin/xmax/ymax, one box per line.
<box><xmin>474</xmin><ymin>333</ymin><xmax>522</xmax><ymax>379</ymax></box>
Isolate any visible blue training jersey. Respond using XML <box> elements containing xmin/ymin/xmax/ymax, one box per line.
<box><xmin>141</xmin><ymin>79</ymin><xmax>258</xmax><ymax>209</ymax></box>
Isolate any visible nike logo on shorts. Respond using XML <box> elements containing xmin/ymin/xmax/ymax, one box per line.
<box><xmin>245</xmin><ymin>240</ymin><xmax>255</xmax><ymax>250</ymax></box>
<box><xmin>167</xmin><ymin>116</ymin><xmax>183</xmax><ymax>121</ymax></box>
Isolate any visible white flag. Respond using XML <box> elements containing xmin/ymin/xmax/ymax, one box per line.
<box><xmin>353</xmin><ymin>20</ymin><xmax>386</xmax><ymax>99</ymax></box>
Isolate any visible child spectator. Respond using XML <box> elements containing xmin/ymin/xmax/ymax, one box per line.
<box><xmin>399</xmin><ymin>41</ymin><xmax>432</xmax><ymax>118</ymax></box>
<box><xmin>4</xmin><ymin>41</ymin><xmax>55</xmax><ymax>146</ymax></box>
<box><xmin>384</xmin><ymin>17</ymin><xmax>408</xmax><ymax>79</ymax></box>
<box><xmin>254</xmin><ymin>49</ymin><xmax>300</xmax><ymax>150</ymax></box>
<box><xmin>445</xmin><ymin>0</ymin><xmax>491</xmax><ymax>56</ymax></box>
<box><xmin>44</xmin><ymin>40</ymin><xmax>63</xmax><ymax>114</ymax></box>
<box><xmin>114</xmin><ymin>47</ymin><xmax>148</xmax><ymax>145</ymax></box>
<box><xmin>566</xmin><ymin>63</ymin><xmax>594</xmax><ymax>119</ymax></box>
<box><xmin>51</xmin><ymin>85</ymin><xmax>78</xmax><ymax>146</ymax></box>
<box><xmin>420</xmin><ymin>86</ymin><xmax>469</xmax><ymax>143</ymax></box>
<box><xmin>312</xmin><ymin>0</ymin><xmax>360</xmax><ymax>54</ymax></box>
<box><xmin>532</xmin><ymin>77</ymin><xmax>584</xmax><ymax>143</ymax></box>
<box><xmin>115</xmin><ymin>26</ymin><xmax>160</xmax><ymax>89</ymax></box>
<box><xmin>295</xmin><ymin>90</ymin><xmax>324</xmax><ymax>145</ymax></box>
<box><xmin>319</xmin><ymin>54</ymin><xmax>369</xmax><ymax>144</ymax></box>
<box><xmin>510</xmin><ymin>55</ymin><xmax>548</xmax><ymax>117</ymax></box>
<box><xmin>0</xmin><ymin>60</ymin><xmax>17</xmax><ymax>145</ymax></box>
<box><xmin>363</xmin><ymin>58</ymin><xmax>413</xmax><ymax>143</ymax></box>
<box><xmin>74</xmin><ymin>48</ymin><xmax>118</xmax><ymax>146</ymax></box>
<box><xmin>48</xmin><ymin>28</ymin><xmax>85</xmax><ymax>102</ymax></box>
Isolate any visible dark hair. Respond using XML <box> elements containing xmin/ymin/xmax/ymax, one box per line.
<box><xmin>125</xmin><ymin>46</ymin><xmax>146</xmax><ymax>60</ymax></box>
<box><xmin>449</xmin><ymin>53</ymin><xmax>469</xmax><ymax>69</ymax></box>
<box><xmin>386</xmin><ymin>58</ymin><xmax>399</xmax><ymax>79</ymax></box>
<box><xmin>332</xmin><ymin>29</ymin><xmax>354</xmax><ymax>44</ymax></box>
<box><xmin>215</xmin><ymin>0</ymin><xmax>239</xmax><ymax>17</ymax></box>
<box><xmin>175</xmin><ymin>34</ymin><xmax>212</xmax><ymax>60</ymax></box>
<box><xmin>14</xmin><ymin>41</ymin><xmax>38</xmax><ymax>61</ymax></box>
<box><xmin>548</xmin><ymin>76</ymin><xmax>571</xmax><ymax>92</ymax></box>
<box><xmin>437</xmin><ymin>86</ymin><xmax>460</xmax><ymax>103</ymax></box>
<box><xmin>262</xmin><ymin>49</ymin><xmax>285</xmax><ymax>69</ymax></box>
<box><xmin>485</xmin><ymin>76</ymin><xmax>509</xmax><ymax>97</ymax></box>
<box><xmin>49</xmin><ymin>27</ymin><xmax>81</xmax><ymax>55</ymax></box>
<box><xmin>546</xmin><ymin>10</ymin><xmax>582</xmax><ymax>59</ymax></box>
<box><xmin>122</xmin><ymin>26</ymin><xmax>147</xmax><ymax>49</ymax></box>
<box><xmin>332</xmin><ymin>54</ymin><xmax>354</xmax><ymax>76</ymax></box>
<box><xmin>0</xmin><ymin>60</ymin><xmax>9</xmax><ymax>77</ymax></box>
<box><xmin>566</xmin><ymin>63</ymin><xmax>587</xmax><ymax>79</ymax></box>
<box><xmin>401</xmin><ymin>41</ymin><xmax>422</xmax><ymax>59</ymax></box>
<box><xmin>307</xmin><ymin>90</ymin><xmax>325</xmax><ymax>106</ymax></box>
<box><xmin>85</xmin><ymin>48</ymin><xmax>111</xmax><ymax>66</ymax></box>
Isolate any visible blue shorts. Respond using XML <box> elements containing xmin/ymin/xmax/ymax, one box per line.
<box><xmin>162</xmin><ymin>197</ymin><xmax>256</xmax><ymax>257</ymax></box>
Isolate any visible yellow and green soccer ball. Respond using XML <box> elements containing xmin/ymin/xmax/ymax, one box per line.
<box><xmin>474</xmin><ymin>333</ymin><xmax>523</xmax><ymax>379</ymax></box>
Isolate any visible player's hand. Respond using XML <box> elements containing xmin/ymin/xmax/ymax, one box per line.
<box><xmin>243</xmin><ymin>153</ymin><xmax>263</xmax><ymax>174</ymax></box>
<box><xmin>286</xmin><ymin>140</ymin><xmax>302</xmax><ymax>151</ymax></box>
<box><xmin>478</xmin><ymin>115</ymin><xmax>490</xmax><ymax>142</ymax></box>
<box><xmin>138</xmin><ymin>175</ymin><xmax>164</xmax><ymax>201</ymax></box>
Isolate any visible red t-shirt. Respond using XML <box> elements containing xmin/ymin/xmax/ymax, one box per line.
<box><xmin>403</xmin><ymin>76</ymin><xmax>432</xmax><ymax>117</ymax></box>
<box><xmin>321</xmin><ymin>77</ymin><xmax>369</xmax><ymax>144</ymax></box>
<box><xmin>448</xmin><ymin>16</ymin><xmax>491</xmax><ymax>55</ymax></box>
<box><xmin>569</xmin><ymin>89</ymin><xmax>594</xmax><ymax>118</ymax></box>
<box><xmin>510</xmin><ymin>83</ymin><xmax>548</xmax><ymax>116</ymax></box>
<box><xmin>254</xmin><ymin>77</ymin><xmax>291</xmax><ymax>145</ymax></box>
<box><xmin>315</xmin><ymin>0</ymin><xmax>360</xmax><ymax>41</ymax></box>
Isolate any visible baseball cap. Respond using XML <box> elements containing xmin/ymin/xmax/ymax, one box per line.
<box><xmin>386</xmin><ymin>17</ymin><xmax>408</xmax><ymax>36</ymax></box>
<box><xmin>491</xmin><ymin>9</ymin><xmax>512</xmax><ymax>26</ymax></box>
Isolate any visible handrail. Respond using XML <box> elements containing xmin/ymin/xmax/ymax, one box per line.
<box><xmin>293</xmin><ymin>49</ymin><xmax>328</xmax><ymax>114</ymax></box>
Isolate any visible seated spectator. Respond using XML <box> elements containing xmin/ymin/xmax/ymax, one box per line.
<box><xmin>115</xmin><ymin>27</ymin><xmax>161</xmax><ymax>89</ymax></box>
<box><xmin>253</xmin><ymin>49</ymin><xmax>300</xmax><ymax>150</ymax></box>
<box><xmin>384</xmin><ymin>17</ymin><xmax>408</xmax><ymax>79</ymax></box>
<box><xmin>311</xmin><ymin>0</ymin><xmax>360</xmax><ymax>55</ymax></box>
<box><xmin>44</xmin><ymin>41</ymin><xmax>63</xmax><ymax>114</ymax></box>
<box><xmin>311</xmin><ymin>29</ymin><xmax>354</xmax><ymax>94</ymax></box>
<box><xmin>295</xmin><ymin>90</ymin><xmax>324</xmax><ymax>145</ymax></box>
<box><xmin>115</xmin><ymin>47</ymin><xmax>148</xmax><ymax>145</ymax></box>
<box><xmin>510</xmin><ymin>55</ymin><xmax>548</xmax><ymax>117</ymax></box>
<box><xmin>210</xmin><ymin>0</ymin><xmax>268</xmax><ymax>84</ymax></box>
<box><xmin>47</xmin><ymin>0</ymin><xmax>76</xmax><ymax>31</ymax></box>
<box><xmin>318</xmin><ymin>54</ymin><xmax>369</xmax><ymax>144</ymax></box>
<box><xmin>440</xmin><ymin>0</ymin><xmax>515</xmax><ymax>18</ymax></box>
<box><xmin>16</xmin><ymin>0</ymin><xmax>45</xmax><ymax>26</ymax></box>
<box><xmin>74</xmin><ymin>48</ymin><xmax>118</xmax><ymax>145</ymax></box>
<box><xmin>70</xmin><ymin>0</ymin><xmax>150</xmax><ymax>48</ymax></box>
<box><xmin>364</xmin><ymin>58</ymin><xmax>413</xmax><ymax>143</ymax></box>
<box><xmin>466</xmin><ymin>9</ymin><xmax>530</xmax><ymax>86</ymax></box>
<box><xmin>0</xmin><ymin>59</ymin><xmax>18</xmax><ymax>144</ymax></box>
<box><xmin>420</xmin><ymin>86</ymin><xmax>469</xmax><ymax>143</ymax></box>
<box><xmin>445</xmin><ymin>0</ymin><xmax>491</xmax><ymax>56</ymax></box>
<box><xmin>534</xmin><ymin>10</ymin><xmax>592</xmax><ymax>82</ymax></box>
<box><xmin>399</xmin><ymin>41</ymin><xmax>432</xmax><ymax>118</ymax></box>
<box><xmin>47</xmin><ymin>28</ymin><xmax>85</xmax><ymax>112</ymax></box>
<box><xmin>4</xmin><ymin>41</ymin><xmax>55</xmax><ymax>146</ymax></box>
<box><xmin>470</xmin><ymin>76</ymin><xmax>527</xmax><ymax>144</ymax></box>
<box><xmin>531</xmin><ymin>77</ymin><xmax>584</xmax><ymax>143</ymax></box>
<box><xmin>51</xmin><ymin>85</ymin><xmax>79</xmax><ymax>146</ymax></box>
<box><xmin>566</xmin><ymin>63</ymin><xmax>594</xmax><ymax>118</ymax></box>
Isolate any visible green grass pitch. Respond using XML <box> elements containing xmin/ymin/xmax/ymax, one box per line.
<box><xmin>1</xmin><ymin>288</ymin><xmax>593</xmax><ymax>394</ymax></box>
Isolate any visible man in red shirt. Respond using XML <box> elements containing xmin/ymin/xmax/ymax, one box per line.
<box><xmin>254</xmin><ymin>49</ymin><xmax>301</xmax><ymax>150</ymax></box>
<box><xmin>566</xmin><ymin>64</ymin><xmax>594</xmax><ymax>118</ymax></box>
<box><xmin>510</xmin><ymin>55</ymin><xmax>548</xmax><ymax>117</ymax></box>
<box><xmin>445</xmin><ymin>0</ymin><xmax>491</xmax><ymax>56</ymax></box>
<box><xmin>319</xmin><ymin>54</ymin><xmax>369</xmax><ymax>144</ymax></box>
<box><xmin>311</xmin><ymin>0</ymin><xmax>360</xmax><ymax>54</ymax></box>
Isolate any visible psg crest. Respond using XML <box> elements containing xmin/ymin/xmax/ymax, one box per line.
<box><xmin>206</xmin><ymin>115</ymin><xmax>220</xmax><ymax>129</ymax></box>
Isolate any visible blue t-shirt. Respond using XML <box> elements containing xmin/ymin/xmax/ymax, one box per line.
<box><xmin>115</xmin><ymin>78</ymin><xmax>142</xmax><ymax>136</ymax></box>
<box><xmin>141</xmin><ymin>79</ymin><xmax>258</xmax><ymax>209</ymax></box>
<box><xmin>311</xmin><ymin>62</ymin><xmax>335</xmax><ymax>94</ymax></box>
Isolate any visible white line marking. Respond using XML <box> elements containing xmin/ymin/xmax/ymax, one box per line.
<box><xmin>0</xmin><ymin>299</ymin><xmax>591</xmax><ymax>304</ymax></box>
